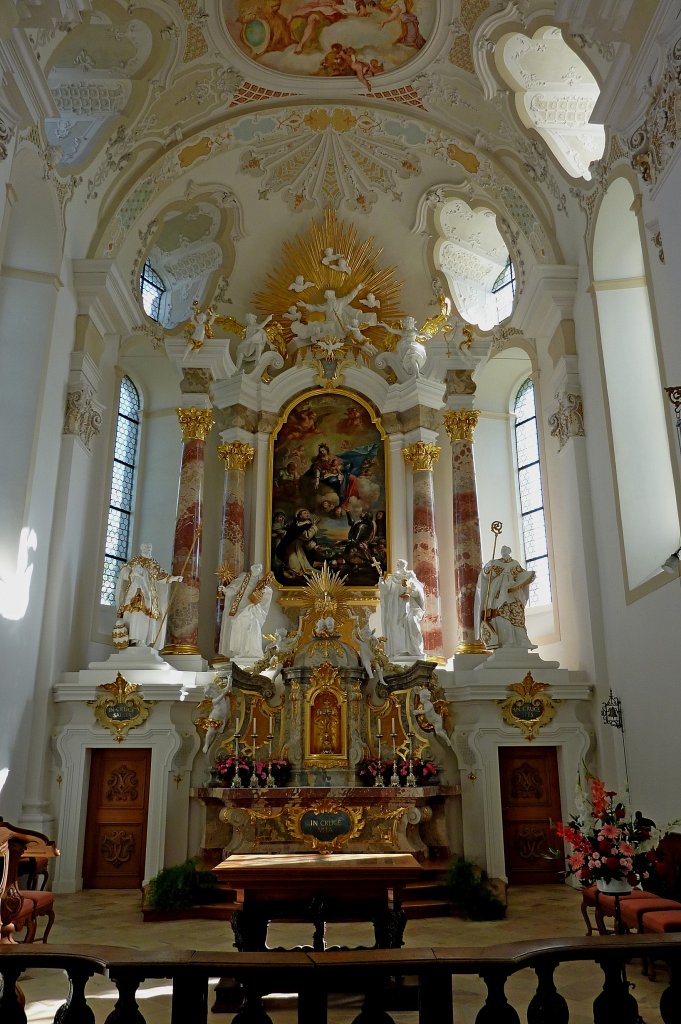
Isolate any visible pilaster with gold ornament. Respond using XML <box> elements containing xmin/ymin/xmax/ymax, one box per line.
<box><xmin>214</xmin><ymin>438</ymin><xmax>255</xmax><ymax>658</ymax></box>
<box><xmin>164</xmin><ymin>406</ymin><xmax>214</xmax><ymax>655</ymax></box>
<box><xmin>402</xmin><ymin>440</ymin><xmax>442</xmax><ymax>656</ymax></box>
<box><xmin>443</xmin><ymin>407</ymin><xmax>486</xmax><ymax>654</ymax></box>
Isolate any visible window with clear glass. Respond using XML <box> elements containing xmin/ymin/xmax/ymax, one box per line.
<box><xmin>492</xmin><ymin>256</ymin><xmax>516</xmax><ymax>323</ymax></box>
<box><xmin>101</xmin><ymin>376</ymin><xmax>140</xmax><ymax>606</ymax></box>
<box><xmin>514</xmin><ymin>378</ymin><xmax>551</xmax><ymax>606</ymax></box>
<box><xmin>140</xmin><ymin>259</ymin><xmax>165</xmax><ymax>322</ymax></box>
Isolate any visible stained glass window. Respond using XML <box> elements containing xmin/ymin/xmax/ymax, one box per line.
<box><xmin>101</xmin><ymin>376</ymin><xmax>140</xmax><ymax>606</ymax></box>
<box><xmin>514</xmin><ymin>378</ymin><xmax>551</xmax><ymax>606</ymax></box>
<box><xmin>140</xmin><ymin>260</ymin><xmax>165</xmax><ymax>322</ymax></box>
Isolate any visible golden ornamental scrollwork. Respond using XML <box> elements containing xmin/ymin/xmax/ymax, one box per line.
<box><xmin>304</xmin><ymin>662</ymin><xmax>348</xmax><ymax>769</ymax></box>
<box><xmin>217</xmin><ymin>440</ymin><xmax>255</xmax><ymax>471</ymax></box>
<box><xmin>443</xmin><ymin>409</ymin><xmax>480</xmax><ymax>443</ymax></box>
<box><xmin>401</xmin><ymin>441</ymin><xmax>441</xmax><ymax>472</ymax></box>
<box><xmin>88</xmin><ymin>673</ymin><xmax>157</xmax><ymax>743</ymax></box>
<box><xmin>497</xmin><ymin>672</ymin><xmax>559</xmax><ymax>741</ymax></box>
<box><xmin>177</xmin><ymin>406</ymin><xmax>214</xmax><ymax>441</ymax></box>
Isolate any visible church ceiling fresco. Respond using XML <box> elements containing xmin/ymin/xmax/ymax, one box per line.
<box><xmin>223</xmin><ymin>0</ymin><xmax>433</xmax><ymax>89</ymax></box>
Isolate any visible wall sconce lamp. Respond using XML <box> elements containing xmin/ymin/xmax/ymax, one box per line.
<box><xmin>601</xmin><ymin>689</ymin><xmax>623</xmax><ymax>729</ymax></box>
<box><xmin>662</xmin><ymin>547</ymin><xmax>681</xmax><ymax>574</ymax></box>
<box><xmin>664</xmin><ymin>386</ymin><xmax>681</xmax><ymax>457</ymax></box>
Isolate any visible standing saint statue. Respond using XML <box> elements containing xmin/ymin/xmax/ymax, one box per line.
<box><xmin>378</xmin><ymin>558</ymin><xmax>425</xmax><ymax>659</ymax></box>
<box><xmin>115</xmin><ymin>544</ymin><xmax>182</xmax><ymax>649</ymax></box>
<box><xmin>218</xmin><ymin>563</ymin><xmax>274</xmax><ymax>659</ymax></box>
<box><xmin>475</xmin><ymin>545</ymin><xmax>537</xmax><ymax>650</ymax></box>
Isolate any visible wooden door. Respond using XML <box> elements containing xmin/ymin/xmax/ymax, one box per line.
<box><xmin>82</xmin><ymin>748</ymin><xmax>151</xmax><ymax>888</ymax></box>
<box><xmin>499</xmin><ymin>746</ymin><xmax>564</xmax><ymax>884</ymax></box>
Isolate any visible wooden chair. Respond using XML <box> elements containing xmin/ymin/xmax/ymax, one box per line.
<box><xmin>0</xmin><ymin>819</ymin><xmax>59</xmax><ymax>944</ymax></box>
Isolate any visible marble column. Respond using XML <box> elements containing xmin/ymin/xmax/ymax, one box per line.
<box><xmin>443</xmin><ymin>410</ymin><xmax>486</xmax><ymax>654</ymax></box>
<box><xmin>402</xmin><ymin>441</ymin><xmax>442</xmax><ymax>655</ymax></box>
<box><xmin>214</xmin><ymin>439</ymin><xmax>255</xmax><ymax>656</ymax></box>
<box><xmin>164</xmin><ymin>406</ymin><xmax>214</xmax><ymax>655</ymax></box>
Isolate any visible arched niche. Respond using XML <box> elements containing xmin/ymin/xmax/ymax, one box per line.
<box><xmin>592</xmin><ymin>175</ymin><xmax>679</xmax><ymax>592</ymax></box>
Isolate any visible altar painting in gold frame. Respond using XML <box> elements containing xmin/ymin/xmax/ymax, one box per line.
<box><xmin>269</xmin><ymin>388</ymin><xmax>388</xmax><ymax>590</ymax></box>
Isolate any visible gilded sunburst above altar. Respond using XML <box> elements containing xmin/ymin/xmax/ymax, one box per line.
<box><xmin>254</xmin><ymin>206</ymin><xmax>403</xmax><ymax>350</ymax></box>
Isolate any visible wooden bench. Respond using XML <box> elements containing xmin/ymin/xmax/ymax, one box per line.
<box><xmin>0</xmin><ymin>819</ymin><xmax>59</xmax><ymax>944</ymax></box>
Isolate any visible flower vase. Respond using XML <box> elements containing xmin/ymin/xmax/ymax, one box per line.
<box><xmin>596</xmin><ymin>877</ymin><xmax>632</xmax><ymax>895</ymax></box>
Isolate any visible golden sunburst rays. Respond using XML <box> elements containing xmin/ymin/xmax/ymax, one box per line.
<box><xmin>298</xmin><ymin>562</ymin><xmax>353</xmax><ymax>627</ymax></box>
<box><xmin>253</xmin><ymin>207</ymin><xmax>403</xmax><ymax>350</ymax></box>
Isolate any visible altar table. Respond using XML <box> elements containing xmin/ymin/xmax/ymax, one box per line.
<box><xmin>213</xmin><ymin>852</ymin><xmax>424</xmax><ymax>952</ymax></box>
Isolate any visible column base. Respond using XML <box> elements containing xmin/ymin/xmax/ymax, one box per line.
<box><xmin>161</xmin><ymin>643</ymin><xmax>201</xmax><ymax>655</ymax></box>
<box><xmin>456</xmin><ymin>641</ymin><xmax>488</xmax><ymax>655</ymax></box>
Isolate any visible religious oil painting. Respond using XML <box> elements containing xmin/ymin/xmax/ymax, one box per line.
<box><xmin>270</xmin><ymin>390</ymin><xmax>388</xmax><ymax>588</ymax></box>
<box><xmin>223</xmin><ymin>1</ymin><xmax>433</xmax><ymax>89</ymax></box>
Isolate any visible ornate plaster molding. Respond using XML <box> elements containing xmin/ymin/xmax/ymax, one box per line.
<box><xmin>548</xmin><ymin>390</ymin><xmax>585</xmax><ymax>451</ymax></box>
<box><xmin>629</xmin><ymin>35</ymin><xmax>681</xmax><ymax>190</ymax></box>
<box><xmin>63</xmin><ymin>352</ymin><xmax>104</xmax><ymax>452</ymax></box>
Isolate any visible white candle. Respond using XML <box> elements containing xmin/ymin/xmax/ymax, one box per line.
<box><xmin>376</xmin><ymin>718</ymin><xmax>382</xmax><ymax>737</ymax></box>
<box><xmin>252</xmin><ymin>717</ymin><xmax>257</xmax><ymax>735</ymax></box>
<box><xmin>235</xmin><ymin>717</ymin><xmax>240</xmax><ymax>734</ymax></box>
<box><xmin>391</xmin><ymin>717</ymin><xmax>396</xmax><ymax>734</ymax></box>
<box><xmin>269</xmin><ymin>716</ymin><xmax>273</xmax><ymax>733</ymax></box>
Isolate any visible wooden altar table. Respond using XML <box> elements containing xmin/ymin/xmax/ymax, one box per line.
<box><xmin>212</xmin><ymin>852</ymin><xmax>424</xmax><ymax>953</ymax></box>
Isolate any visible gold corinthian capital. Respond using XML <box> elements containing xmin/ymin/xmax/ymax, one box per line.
<box><xmin>177</xmin><ymin>407</ymin><xmax>215</xmax><ymax>441</ymax></box>
<box><xmin>217</xmin><ymin>440</ymin><xmax>255</xmax><ymax>471</ymax></box>
<box><xmin>402</xmin><ymin>441</ymin><xmax>441</xmax><ymax>472</ymax></box>
<box><xmin>443</xmin><ymin>409</ymin><xmax>480</xmax><ymax>443</ymax></box>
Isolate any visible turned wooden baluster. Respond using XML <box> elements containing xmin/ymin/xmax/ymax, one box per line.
<box><xmin>476</xmin><ymin>970</ymin><xmax>521</xmax><ymax>1024</ymax></box>
<box><xmin>104</xmin><ymin>972</ymin><xmax>147</xmax><ymax>1024</ymax></box>
<box><xmin>53</xmin><ymin>967</ymin><xmax>96</xmax><ymax>1023</ymax></box>
<box><xmin>0</xmin><ymin>962</ymin><xmax>27</xmax><ymax>1024</ymax></box>
<box><xmin>660</xmin><ymin>954</ymin><xmax>681</xmax><ymax>1023</ymax></box>
<box><xmin>593</xmin><ymin>958</ymin><xmax>639</xmax><ymax>1024</ymax></box>
<box><xmin>170</xmin><ymin>970</ymin><xmax>208</xmax><ymax>1023</ymax></box>
<box><xmin>527</xmin><ymin>959</ymin><xmax>569</xmax><ymax>1024</ymax></box>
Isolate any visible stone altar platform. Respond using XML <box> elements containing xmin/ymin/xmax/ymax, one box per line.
<box><xmin>193</xmin><ymin>784</ymin><xmax>460</xmax><ymax>860</ymax></box>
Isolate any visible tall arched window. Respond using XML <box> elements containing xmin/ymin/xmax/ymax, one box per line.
<box><xmin>101</xmin><ymin>376</ymin><xmax>140</xmax><ymax>606</ymax></box>
<box><xmin>514</xmin><ymin>378</ymin><xmax>551</xmax><ymax>606</ymax></box>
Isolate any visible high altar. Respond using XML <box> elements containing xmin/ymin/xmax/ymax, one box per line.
<box><xmin>50</xmin><ymin>209</ymin><xmax>591</xmax><ymax>892</ymax></box>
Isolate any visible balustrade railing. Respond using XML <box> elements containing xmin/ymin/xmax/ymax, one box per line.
<box><xmin>1</xmin><ymin>933</ymin><xmax>680</xmax><ymax>1024</ymax></box>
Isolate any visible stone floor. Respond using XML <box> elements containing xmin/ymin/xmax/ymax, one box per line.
<box><xmin>19</xmin><ymin>886</ymin><xmax>669</xmax><ymax>1023</ymax></box>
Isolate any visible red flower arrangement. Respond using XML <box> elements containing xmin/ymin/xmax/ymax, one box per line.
<box><xmin>357</xmin><ymin>757</ymin><xmax>439</xmax><ymax>787</ymax></box>
<box><xmin>213</xmin><ymin>752</ymin><xmax>291</xmax><ymax>787</ymax></box>
<box><xmin>554</xmin><ymin>774</ymin><xmax>672</xmax><ymax>887</ymax></box>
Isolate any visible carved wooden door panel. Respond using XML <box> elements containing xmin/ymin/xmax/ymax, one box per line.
<box><xmin>499</xmin><ymin>746</ymin><xmax>564</xmax><ymax>884</ymax></box>
<box><xmin>82</xmin><ymin>748</ymin><xmax>151</xmax><ymax>888</ymax></box>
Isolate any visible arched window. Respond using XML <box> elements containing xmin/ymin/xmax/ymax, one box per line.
<box><xmin>492</xmin><ymin>256</ymin><xmax>516</xmax><ymax>323</ymax></box>
<box><xmin>101</xmin><ymin>376</ymin><xmax>140</xmax><ymax>606</ymax></box>
<box><xmin>140</xmin><ymin>259</ymin><xmax>165</xmax><ymax>322</ymax></box>
<box><xmin>514</xmin><ymin>378</ymin><xmax>551</xmax><ymax>606</ymax></box>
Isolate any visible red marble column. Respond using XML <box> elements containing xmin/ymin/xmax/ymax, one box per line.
<box><xmin>214</xmin><ymin>439</ymin><xmax>255</xmax><ymax>657</ymax></box>
<box><xmin>164</xmin><ymin>406</ymin><xmax>214</xmax><ymax>655</ymax></box>
<box><xmin>443</xmin><ymin>409</ymin><xmax>486</xmax><ymax>654</ymax></box>
<box><xmin>402</xmin><ymin>441</ymin><xmax>442</xmax><ymax>656</ymax></box>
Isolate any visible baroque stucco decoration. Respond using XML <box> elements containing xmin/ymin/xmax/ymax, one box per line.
<box><xmin>629</xmin><ymin>34</ymin><xmax>681</xmax><ymax>189</ymax></box>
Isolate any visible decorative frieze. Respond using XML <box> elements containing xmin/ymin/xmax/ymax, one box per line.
<box><xmin>0</xmin><ymin>117</ymin><xmax>14</xmax><ymax>161</ymax></box>
<box><xmin>443</xmin><ymin>409</ymin><xmax>480</xmax><ymax>443</ymax></box>
<box><xmin>402</xmin><ymin>441</ymin><xmax>441</xmax><ymax>472</ymax></box>
<box><xmin>177</xmin><ymin>406</ymin><xmax>214</xmax><ymax>441</ymax></box>
<box><xmin>548</xmin><ymin>390</ymin><xmax>585</xmax><ymax>451</ymax></box>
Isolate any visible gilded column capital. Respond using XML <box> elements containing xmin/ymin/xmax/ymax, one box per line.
<box><xmin>177</xmin><ymin>407</ymin><xmax>214</xmax><ymax>441</ymax></box>
<box><xmin>402</xmin><ymin>441</ymin><xmax>441</xmax><ymax>472</ymax></box>
<box><xmin>217</xmin><ymin>440</ymin><xmax>255</xmax><ymax>471</ymax></box>
<box><xmin>443</xmin><ymin>409</ymin><xmax>480</xmax><ymax>443</ymax></box>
